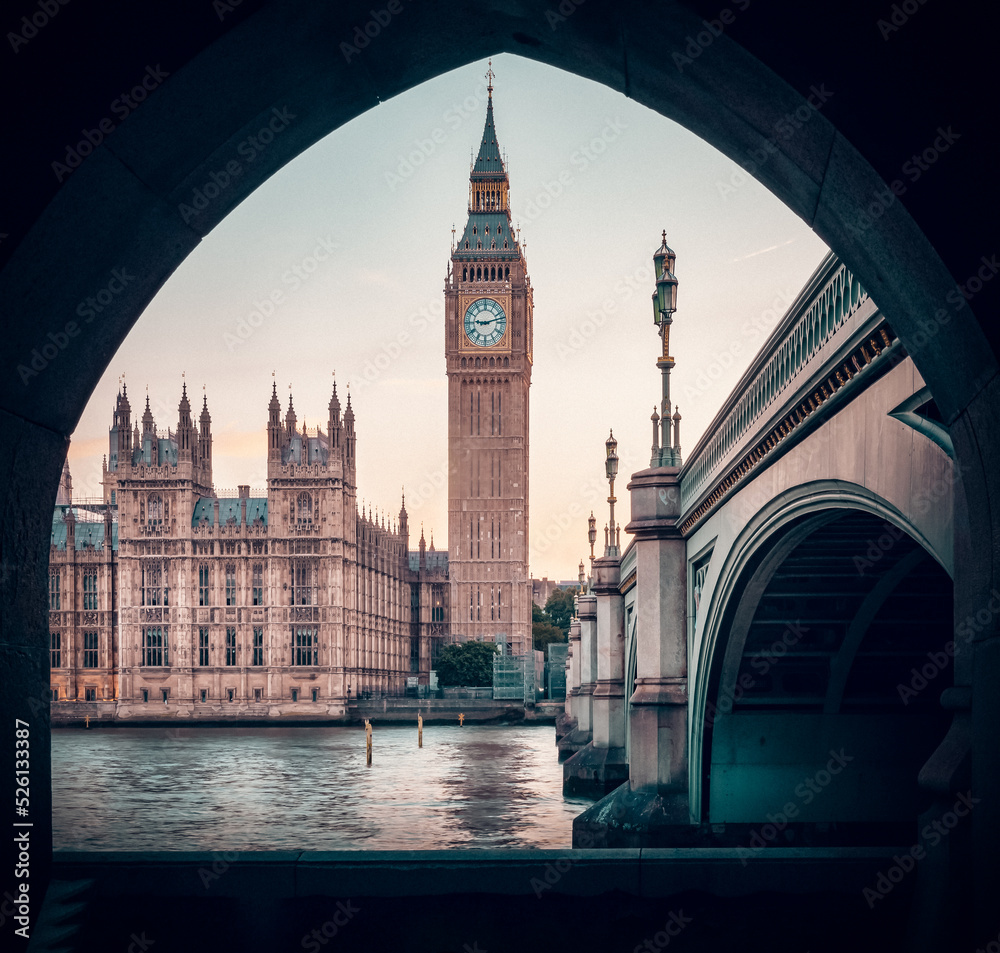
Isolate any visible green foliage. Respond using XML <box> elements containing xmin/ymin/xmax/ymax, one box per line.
<box><xmin>436</xmin><ymin>640</ymin><xmax>500</xmax><ymax>687</ymax></box>
<box><xmin>532</xmin><ymin>586</ymin><xmax>576</xmax><ymax>651</ymax></box>
<box><xmin>532</xmin><ymin>620</ymin><xmax>565</xmax><ymax>653</ymax></box>
<box><xmin>544</xmin><ymin>587</ymin><xmax>576</xmax><ymax>635</ymax></box>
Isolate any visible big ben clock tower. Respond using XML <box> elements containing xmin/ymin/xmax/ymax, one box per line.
<box><xmin>446</xmin><ymin>66</ymin><xmax>532</xmax><ymax>656</ymax></box>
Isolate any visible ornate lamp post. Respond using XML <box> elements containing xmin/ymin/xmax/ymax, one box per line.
<box><xmin>605</xmin><ymin>429</ymin><xmax>620</xmax><ymax>557</ymax></box>
<box><xmin>651</xmin><ymin>230</ymin><xmax>682</xmax><ymax>467</ymax></box>
<box><xmin>587</xmin><ymin>511</ymin><xmax>597</xmax><ymax>590</ymax></box>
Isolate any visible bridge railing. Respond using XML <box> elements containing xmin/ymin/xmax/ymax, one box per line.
<box><xmin>679</xmin><ymin>253</ymin><xmax>880</xmax><ymax>524</ymax></box>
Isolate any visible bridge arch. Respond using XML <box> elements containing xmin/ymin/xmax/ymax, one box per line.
<box><xmin>694</xmin><ymin>482</ymin><xmax>954</xmax><ymax>839</ymax></box>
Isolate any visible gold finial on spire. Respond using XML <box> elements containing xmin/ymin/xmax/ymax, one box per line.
<box><xmin>486</xmin><ymin>58</ymin><xmax>494</xmax><ymax>98</ymax></box>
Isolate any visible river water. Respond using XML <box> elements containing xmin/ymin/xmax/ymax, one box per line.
<box><xmin>52</xmin><ymin>723</ymin><xmax>593</xmax><ymax>851</ymax></box>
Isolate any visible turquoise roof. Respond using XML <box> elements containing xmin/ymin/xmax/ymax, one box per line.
<box><xmin>282</xmin><ymin>434</ymin><xmax>328</xmax><ymax>466</ymax></box>
<box><xmin>409</xmin><ymin>550</ymin><xmax>449</xmax><ymax>573</ymax></box>
<box><xmin>473</xmin><ymin>97</ymin><xmax>504</xmax><ymax>175</ymax></box>
<box><xmin>455</xmin><ymin>213</ymin><xmax>519</xmax><ymax>261</ymax></box>
<box><xmin>50</xmin><ymin>509</ymin><xmax>118</xmax><ymax>551</ymax></box>
<box><xmin>192</xmin><ymin>497</ymin><xmax>268</xmax><ymax>527</ymax></box>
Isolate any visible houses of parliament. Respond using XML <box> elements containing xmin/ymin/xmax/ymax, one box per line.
<box><xmin>47</xmin><ymin>76</ymin><xmax>533</xmax><ymax>718</ymax></box>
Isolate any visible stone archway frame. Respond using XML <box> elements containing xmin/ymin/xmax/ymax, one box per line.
<box><xmin>1</xmin><ymin>2</ymin><xmax>998</xmax><ymax>934</ymax></box>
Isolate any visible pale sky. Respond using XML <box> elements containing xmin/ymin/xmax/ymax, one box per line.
<box><xmin>67</xmin><ymin>53</ymin><xmax>829</xmax><ymax>580</ymax></box>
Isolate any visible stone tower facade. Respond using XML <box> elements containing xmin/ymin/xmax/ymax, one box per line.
<box><xmin>445</xmin><ymin>74</ymin><xmax>532</xmax><ymax>655</ymax></box>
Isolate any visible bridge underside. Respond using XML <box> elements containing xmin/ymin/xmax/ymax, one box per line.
<box><xmin>705</xmin><ymin>510</ymin><xmax>953</xmax><ymax>844</ymax></box>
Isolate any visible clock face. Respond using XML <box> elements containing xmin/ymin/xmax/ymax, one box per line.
<box><xmin>464</xmin><ymin>297</ymin><xmax>507</xmax><ymax>348</ymax></box>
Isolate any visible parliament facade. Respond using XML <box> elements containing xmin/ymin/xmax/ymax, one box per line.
<box><xmin>47</xmin><ymin>381</ymin><xmax>449</xmax><ymax>720</ymax></box>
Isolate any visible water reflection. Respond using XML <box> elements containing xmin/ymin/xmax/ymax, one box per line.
<box><xmin>52</xmin><ymin>724</ymin><xmax>593</xmax><ymax>850</ymax></box>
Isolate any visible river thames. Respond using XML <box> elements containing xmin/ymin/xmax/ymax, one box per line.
<box><xmin>52</xmin><ymin>723</ymin><xmax>592</xmax><ymax>851</ymax></box>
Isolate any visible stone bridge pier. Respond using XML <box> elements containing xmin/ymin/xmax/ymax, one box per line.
<box><xmin>563</xmin><ymin>559</ymin><xmax>628</xmax><ymax>796</ymax></box>
<box><xmin>574</xmin><ymin>465</ymin><xmax>692</xmax><ymax>845</ymax></box>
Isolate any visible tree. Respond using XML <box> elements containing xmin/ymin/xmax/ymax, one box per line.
<box><xmin>532</xmin><ymin>587</ymin><xmax>574</xmax><ymax>651</ymax></box>
<box><xmin>544</xmin><ymin>587</ymin><xmax>576</xmax><ymax>636</ymax></box>
<box><xmin>436</xmin><ymin>640</ymin><xmax>499</xmax><ymax>687</ymax></box>
<box><xmin>532</xmin><ymin>619</ymin><xmax>565</xmax><ymax>653</ymax></box>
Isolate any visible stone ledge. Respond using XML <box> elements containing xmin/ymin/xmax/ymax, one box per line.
<box><xmin>52</xmin><ymin>846</ymin><xmax>905</xmax><ymax>900</ymax></box>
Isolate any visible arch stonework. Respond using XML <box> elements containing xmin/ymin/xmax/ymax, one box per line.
<box><xmin>1</xmin><ymin>0</ymin><xmax>997</xmax><ymax>943</ymax></box>
<box><xmin>690</xmin><ymin>355</ymin><xmax>956</xmax><ymax>818</ymax></box>
<box><xmin>692</xmin><ymin>480</ymin><xmax>950</xmax><ymax>818</ymax></box>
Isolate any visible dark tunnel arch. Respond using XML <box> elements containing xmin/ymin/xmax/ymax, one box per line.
<box><xmin>702</xmin><ymin>508</ymin><xmax>954</xmax><ymax>843</ymax></box>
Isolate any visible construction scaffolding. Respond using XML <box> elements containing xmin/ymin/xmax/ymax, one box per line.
<box><xmin>492</xmin><ymin>653</ymin><xmax>534</xmax><ymax>703</ymax></box>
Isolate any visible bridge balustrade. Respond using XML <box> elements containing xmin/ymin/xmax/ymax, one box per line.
<box><xmin>679</xmin><ymin>253</ymin><xmax>877</xmax><ymax>525</ymax></box>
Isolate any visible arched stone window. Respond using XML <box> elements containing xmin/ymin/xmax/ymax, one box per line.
<box><xmin>297</xmin><ymin>492</ymin><xmax>313</xmax><ymax>524</ymax></box>
<box><xmin>147</xmin><ymin>494</ymin><xmax>163</xmax><ymax>524</ymax></box>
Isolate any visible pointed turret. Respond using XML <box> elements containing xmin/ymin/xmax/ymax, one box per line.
<box><xmin>177</xmin><ymin>382</ymin><xmax>195</xmax><ymax>464</ymax></box>
<box><xmin>141</xmin><ymin>392</ymin><xmax>158</xmax><ymax>466</ymax></box>
<box><xmin>398</xmin><ymin>491</ymin><xmax>408</xmax><ymax>545</ymax></box>
<box><xmin>454</xmin><ymin>64</ymin><xmax>521</xmax><ymax>284</ymax></box>
<box><xmin>285</xmin><ymin>391</ymin><xmax>297</xmax><ymax>437</ymax></box>
<box><xmin>328</xmin><ymin>379</ymin><xmax>342</xmax><ymax>451</ymax></box>
<box><xmin>199</xmin><ymin>392</ymin><xmax>213</xmax><ymax>485</ymax></box>
<box><xmin>111</xmin><ymin>384</ymin><xmax>132</xmax><ymax>470</ymax></box>
<box><xmin>418</xmin><ymin>524</ymin><xmax>427</xmax><ymax>569</ymax></box>
<box><xmin>343</xmin><ymin>389</ymin><xmax>356</xmax><ymax>476</ymax></box>
<box><xmin>267</xmin><ymin>381</ymin><xmax>282</xmax><ymax>464</ymax></box>
<box><xmin>56</xmin><ymin>456</ymin><xmax>73</xmax><ymax>506</ymax></box>
<box><xmin>141</xmin><ymin>393</ymin><xmax>155</xmax><ymax>433</ymax></box>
